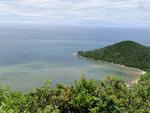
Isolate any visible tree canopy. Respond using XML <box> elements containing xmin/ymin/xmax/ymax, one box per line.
<box><xmin>78</xmin><ymin>41</ymin><xmax>150</xmax><ymax>71</ymax></box>
<box><xmin>0</xmin><ymin>73</ymin><xmax>149</xmax><ymax>113</ymax></box>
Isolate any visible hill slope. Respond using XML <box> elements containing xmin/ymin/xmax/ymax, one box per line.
<box><xmin>78</xmin><ymin>41</ymin><xmax>150</xmax><ymax>71</ymax></box>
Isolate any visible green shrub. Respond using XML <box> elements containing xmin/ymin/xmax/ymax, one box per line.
<box><xmin>0</xmin><ymin>73</ymin><xmax>149</xmax><ymax>113</ymax></box>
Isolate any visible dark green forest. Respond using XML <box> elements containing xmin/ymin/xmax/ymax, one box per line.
<box><xmin>0</xmin><ymin>73</ymin><xmax>149</xmax><ymax>113</ymax></box>
<box><xmin>78</xmin><ymin>41</ymin><xmax>150</xmax><ymax>71</ymax></box>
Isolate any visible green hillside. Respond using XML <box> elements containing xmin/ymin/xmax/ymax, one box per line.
<box><xmin>78</xmin><ymin>41</ymin><xmax>150</xmax><ymax>71</ymax></box>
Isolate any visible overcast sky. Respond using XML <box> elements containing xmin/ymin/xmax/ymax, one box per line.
<box><xmin>0</xmin><ymin>0</ymin><xmax>150</xmax><ymax>26</ymax></box>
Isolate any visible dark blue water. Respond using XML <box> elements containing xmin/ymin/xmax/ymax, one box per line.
<box><xmin>0</xmin><ymin>24</ymin><xmax>149</xmax><ymax>91</ymax></box>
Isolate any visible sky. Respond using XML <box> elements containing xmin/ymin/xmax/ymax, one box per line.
<box><xmin>0</xmin><ymin>0</ymin><xmax>150</xmax><ymax>26</ymax></box>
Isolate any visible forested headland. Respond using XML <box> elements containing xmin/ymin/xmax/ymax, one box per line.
<box><xmin>78</xmin><ymin>41</ymin><xmax>150</xmax><ymax>71</ymax></box>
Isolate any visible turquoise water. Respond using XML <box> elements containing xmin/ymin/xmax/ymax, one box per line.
<box><xmin>0</xmin><ymin>24</ymin><xmax>149</xmax><ymax>91</ymax></box>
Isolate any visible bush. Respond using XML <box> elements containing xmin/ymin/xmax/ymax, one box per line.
<box><xmin>0</xmin><ymin>73</ymin><xmax>149</xmax><ymax>113</ymax></box>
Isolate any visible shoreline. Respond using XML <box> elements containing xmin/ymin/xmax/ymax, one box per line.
<box><xmin>128</xmin><ymin>71</ymin><xmax>146</xmax><ymax>85</ymax></box>
<box><xmin>75</xmin><ymin>52</ymin><xmax>146</xmax><ymax>85</ymax></box>
<box><xmin>96</xmin><ymin>60</ymin><xmax>146</xmax><ymax>85</ymax></box>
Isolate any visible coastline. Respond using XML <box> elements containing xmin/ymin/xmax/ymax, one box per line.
<box><xmin>75</xmin><ymin>52</ymin><xmax>146</xmax><ymax>85</ymax></box>
<box><xmin>128</xmin><ymin>71</ymin><xmax>146</xmax><ymax>85</ymax></box>
<box><xmin>96</xmin><ymin>60</ymin><xmax>146</xmax><ymax>85</ymax></box>
<box><xmin>73</xmin><ymin>52</ymin><xmax>78</xmax><ymax>56</ymax></box>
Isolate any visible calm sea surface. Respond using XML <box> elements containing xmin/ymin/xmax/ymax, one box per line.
<box><xmin>0</xmin><ymin>24</ymin><xmax>149</xmax><ymax>91</ymax></box>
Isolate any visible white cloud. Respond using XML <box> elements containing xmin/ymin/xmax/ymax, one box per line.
<box><xmin>0</xmin><ymin>0</ymin><xmax>150</xmax><ymax>26</ymax></box>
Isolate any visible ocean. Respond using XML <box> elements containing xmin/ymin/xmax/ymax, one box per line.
<box><xmin>0</xmin><ymin>24</ymin><xmax>149</xmax><ymax>91</ymax></box>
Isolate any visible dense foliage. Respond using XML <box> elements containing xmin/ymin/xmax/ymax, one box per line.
<box><xmin>78</xmin><ymin>41</ymin><xmax>150</xmax><ymax>71</ymax></box>
<box><xmin>0</xmin><ymin>73</ymin><xmax>149</xmax><ymax>113</ymax></box>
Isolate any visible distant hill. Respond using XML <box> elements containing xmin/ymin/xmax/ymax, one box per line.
<box><xmin>78</xmin><ymin>41</ymin><xmax>150</xmax><ymax>71</ymax></box>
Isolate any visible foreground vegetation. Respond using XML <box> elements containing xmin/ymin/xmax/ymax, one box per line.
<box><xmin>0</xmin><ymin>73</ymin><xmax>149</xmax><ymax>113</ymax></box>
<box><xmin>78</xmin><ymin>41</ymin><xmax>150</xmax><ymax>71</ymax></box>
